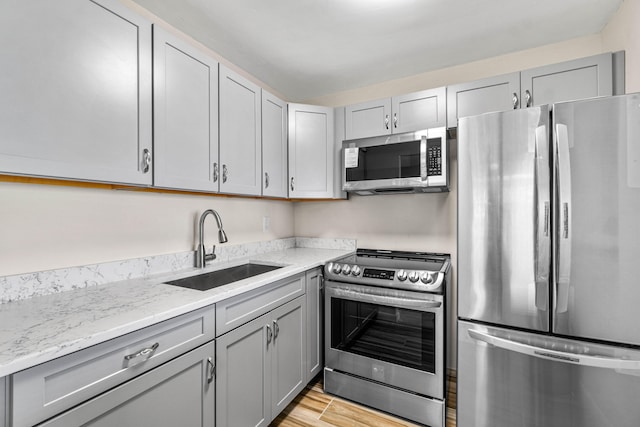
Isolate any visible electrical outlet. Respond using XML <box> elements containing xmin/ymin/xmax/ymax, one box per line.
<box><xmin>262</xmin><ymin>216</ymin><xmax>270</xmax><ymax>232</ymax></box>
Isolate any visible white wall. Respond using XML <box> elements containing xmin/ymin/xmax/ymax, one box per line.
<box><xmin>0</xmin><ymin>182</ymin><xmax>294</xmax><ymax>276</ymax></box>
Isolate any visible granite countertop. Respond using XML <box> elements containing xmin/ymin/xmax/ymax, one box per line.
<box><xmin>0</xmin><ymin>247</ymin><xmax>351</xmax><ymax>377</ymax></box>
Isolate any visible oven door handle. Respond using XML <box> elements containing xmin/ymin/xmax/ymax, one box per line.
<box><xmin>329</xmin><ymin>287</ymin><xmax>441</xmax><ymax>311</ymax></box>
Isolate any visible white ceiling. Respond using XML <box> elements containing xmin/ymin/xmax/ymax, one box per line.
<box><xmin>130</xmin><ymin>0</ymin><xmax>624</xmax><ymax>102</ymax></box>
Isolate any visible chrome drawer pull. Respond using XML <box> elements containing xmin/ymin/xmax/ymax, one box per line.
<box><xmin>123</xmin><ymin>342</ymin><xmax>159</xmax><ymax>367</ymax></box>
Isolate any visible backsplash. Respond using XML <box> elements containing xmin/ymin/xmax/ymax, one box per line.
<box><xmin>0</xmin><ymin>237</ymin><xmax>356</xmax><ymax>304</ymax></box>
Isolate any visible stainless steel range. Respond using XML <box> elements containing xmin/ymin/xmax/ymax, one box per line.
<box><xmin>324</xmin><ymin>249</ymin><xmax>450</xmax><ymax>427</ymax></box>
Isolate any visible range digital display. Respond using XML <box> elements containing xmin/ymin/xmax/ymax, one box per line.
<box><xmin>363</xmin><ymin>268</ymin><xmax>395</xmax><ymax>280</ymax></box>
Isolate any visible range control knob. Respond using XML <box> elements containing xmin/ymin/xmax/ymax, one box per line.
<box><xmin>420</xmin><ymin>272</ymin><xmax>434</xmax><ymax>284</ymax></box>
<box><xmin>332</xmin><ymin>263</ymin><xmax>342</xmax><ymax>274</ymax></box>
<box><xmin>408</xmin><ymin>271</ymin><xmax>420</xmax><ymax>283</ymax></box>
<box><xmin>396</xmin><ymin>270</ymin><xmax>408</xmax><ymax>281</ymax></box>
<box><xmin>342</xmin><ymin>265</ymin><xmax>352</xmax><ymax>275</ymax></box>
<box><xmin>351</xmin><ymin>266</ymin><xmax>362</xmax><ymax>276</ymax></box>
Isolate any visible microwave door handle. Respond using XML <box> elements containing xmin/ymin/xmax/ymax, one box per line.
<box><xmin>468</xmin><ymin>329</ymin><xmax>640</xmax><ymax>371</ymax></box>
<box><xmin>420</xmin><ymin>136</ymin><xmax>428</xmax><ymax>181</ymax></box>
<box><xmin>534</xmin><ymin>125</ymin><xmax>550</xmax><ymax>312</ymax></box>
<box><xmin>555</xmin><ymin>124</ymin><xmax>572</xmax><ymax>313</ymax></box>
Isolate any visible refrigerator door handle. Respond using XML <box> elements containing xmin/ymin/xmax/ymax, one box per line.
<box><xmin>468</xmin><ymin>329</ymin><xmax>640</xmax><ymax>370</ymax></box>
<box><xmin>534</xmin><ymin>126</ymin><xmax>551</xmax><ymax>311</ymax></box>
<box><xmin>555</xmin><ymin>124</ymin><xmax>572</xmax><ymax>313</ymax></box>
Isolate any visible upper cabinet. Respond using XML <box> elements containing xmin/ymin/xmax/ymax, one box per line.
<box><xmin>288</xmin><ymin>104</ymin><xmax>335</xmax><ymax>199</ymax></box>
<box><xmin>345</xmin><ymin>87</ymin><xmax>446</xmax><ymax>139</ymax></box>
<box><xmin>520</xmin><ymin>53</ymin><xmax>614</xmax><ymax>108</ymax></box>
<box><xmin>219</xmin><ymin>65</ymin><xmax>262</xmax><ymax>196</ymax></box>
<box><xmin>261</xmin><ymin>91</ymin><xmax>288</xmax><ymax>198</ymax></box>
<box><xmin>446</xmin><ymin>72</ymin><xmax>520</xmax><ymax>127</ymax></box>
<box><xmin>448</xmin><ymin>52</ymin><xmax>623</xmax><ymax>128</ymax></box>
<box><xmin>153</xmin><ymin>26</ymin><xmax>219</xmax><ymax>192</ymax></box>
<box><xmin>0</xmin><ymin>0</ymin><xmax>153</xmax><ymax>185</ymax></box>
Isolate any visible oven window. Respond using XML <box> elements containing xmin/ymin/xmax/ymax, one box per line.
<box><xmin>330</xmin><ymin>297</ymin><xmax>436</xmax><ymax>373</ymax></box>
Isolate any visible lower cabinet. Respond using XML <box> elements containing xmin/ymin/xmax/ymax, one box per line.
<box><xmin>216</xmin><ymin>296</ymin><xmax>306</xmax><ymax>426</ymax></box>
<box><xmin>305</xmin><ymin>268</ymin><xmax>323</xmax><ymax>380</ymax></box>
<box><xmin>1</xmin><ymin>376</ymin><xmax>5</xmax><ymax>427</ymax></box>
<box><xmin>38</xmin><ymin>341</ymin><xmax>215</xmax><ymax>427</ymax></box>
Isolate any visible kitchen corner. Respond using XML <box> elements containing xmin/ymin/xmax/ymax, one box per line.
<box><xmin>0</xmin><ymin>237</ymin><xmax>354</xmax><ymax>377</ymax></box>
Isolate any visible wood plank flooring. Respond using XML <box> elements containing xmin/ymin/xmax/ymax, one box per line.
<box><xmin>270</xmin><ymin>372</ymin><xmax>457</xmax><ymax>427</ymax></box>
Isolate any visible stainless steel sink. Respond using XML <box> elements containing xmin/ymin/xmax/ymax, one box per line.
<box><xmin>166</xmin><ymin>263</ymin><xmax>283</xmax><ymax>291</ymax></box>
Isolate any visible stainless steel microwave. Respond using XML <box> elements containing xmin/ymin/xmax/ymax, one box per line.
<box><xmin>342</xmin><ymin>127</ymin><xmax>449</xmax><ymax>195</ymax></box>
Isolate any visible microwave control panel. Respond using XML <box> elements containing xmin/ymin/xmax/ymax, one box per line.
<box><xmin>427</xmin><ymin>138</ymin><xmax>442</xmax><ymax>176</ymax></box>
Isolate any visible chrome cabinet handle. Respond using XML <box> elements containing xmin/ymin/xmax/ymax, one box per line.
<box><xmin>123</xmin><ymin>342</ymin><xmax>159</xmax><ymax>367</ymax></box>
<box><xmin>273</xmin><ymin>320</ymin><xmax>279</xmax><ymax>339</ymax></box>
<box><xmin>468</xmin><ymin>329</ymin><xmax>640</xmax><ymax>370</ymax></box>
<box><xmin>206</xmin><ymin>357</ymin><xmax>215</xmax><ymax>384</ymax></box>
<box><xmin>393</xmin><ymin>113</ymin><xmax>398</xmax><ymax>128</ymax></box>
<box><xmin>384</xmin><ymin>114</ymin><xmax>389</xmax><ymax>129</ymax></box>
<box><xmin>142</xmin><ymin>148</ymin><xmax>151</xmax><ymax>173</ymax></box>
<box><xmin>525</xmin><ymin>90</ymin><xmax>532</xmax><ymax>107</ymax></box>
<box><xmin>266</xmin><ymin>324</ymin><xmax>273</xmax><ymax>345</ymax></box>
<box><xmin>512</xmin><ymin>92</ymin><xmax>519</xmax><ymax>109</ymax></box>
<box><xmin>213</xmin><ymin>163</ymin><xmax>219</xmax><ymax>182</ymax></box>
<box><xmin>265</xmin><ymin>172</ymin><xmax>269</xmax><ymax>189</ymax></box>
<box><xmin>222</xmin><ymin>164</ymin><xmax>228</xmax><ymax>183</ymax></box>
<box><xmin>290</xmin><ymin>177</ymin><xmax>294</xmax><ymax>192</ymax></box>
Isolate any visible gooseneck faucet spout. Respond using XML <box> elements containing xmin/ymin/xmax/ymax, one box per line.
<box><xmin>196</xmin><ymin>209</ymin><xmax>228</xmax><ymax>268</ymax></box>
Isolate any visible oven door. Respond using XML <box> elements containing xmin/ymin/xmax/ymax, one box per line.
<box><xmin>324</xmin><ymin>280</ymin><xmax>444</xmax><ymax>399</ymax></box>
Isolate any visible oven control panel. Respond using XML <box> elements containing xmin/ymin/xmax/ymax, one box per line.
<box><xmin>326</xmin><ymin>262</ymin><xmax>445</xmax><ymax>293</ymax></box>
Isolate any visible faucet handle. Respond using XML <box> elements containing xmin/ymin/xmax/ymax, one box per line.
<box><xmin>204</xmin><ymin>245</ymin><xmax>217</xmax><ymax>262</ymax></box>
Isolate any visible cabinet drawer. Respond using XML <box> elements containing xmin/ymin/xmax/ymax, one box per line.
<box><xmin>216</xmin><ymin>274</ymin><xmax>305</xmax><ymax>336</ymax></box>
<box><xmin>11</xmin><ymin>305</ymin><xmax>215</xmax><ymax>427</ymax></box>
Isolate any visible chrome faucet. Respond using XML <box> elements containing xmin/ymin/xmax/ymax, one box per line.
<box><xmin>195</xmin><ymin>209</ymin><xmax>228</xmax><ymax>268</ymax></box>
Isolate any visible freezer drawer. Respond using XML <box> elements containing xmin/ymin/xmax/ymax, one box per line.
<box><xmin>458</xmin><ymin>320</ymin><xmax>640</xmax><ymax>427</ymax></box>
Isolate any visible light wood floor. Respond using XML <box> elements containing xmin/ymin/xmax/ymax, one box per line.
<box><xmin>270</xmin><ymin>372</ymin><xmax>457</xmax><ymax>427</ymax></box>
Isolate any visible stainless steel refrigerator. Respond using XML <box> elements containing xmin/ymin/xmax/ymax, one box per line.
<box><xmin>457</xmin><ymin>93</ymin><xmax>640</xmax><ymax>427</ymax></box>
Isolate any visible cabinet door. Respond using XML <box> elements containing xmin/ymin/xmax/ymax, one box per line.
<box><xmin>392</xmin><ymin>87</ymin><xmax>447</xmax><ymax>133</ymax></box>
<box><xmin>216</xmin><ymin>315</ymin><xmax>271</xmax><ymax>427</ymax></box>
<box><xmin>0</xmin><ymin>0</ymin><xmax>152</xmax><ymax>185</ymax></box>
<box><xmin>345</xmin><ymin>98</ymin><xmax>392</xmax><ymax>139</ymax></box>
<box><xmin>38</xmin><ymin>342</ymin><xmax>215</xmax><ymax>427</ymax></box>
<box><xmin>305</xmin><ymin>269</ymin><xmax>323</xmax><ymax>380</ymax></box>
<box><xmin>261</xmin><ymin>90</ymin><xmax>288</xmax><ymax>198</ymax></box>
<box><xmin>288</xmin><ymin>104</ymin><xmax>335</xmax><ymax>199</ymax></box>
<box><xmin>271</xmin><ymin>297</ymin><xmax>306</xmax><ymax>415</ymax></box>
<box><xmin>447</xmin><ymin>72</ymin><xmax>520</xmax><ymax>128</ymax></box>
<box><xmin>219</xmin><ymin>65</ymin><xmax>262</xmax><ymax>195</ymax></box>
<box><xmin>153</xmin><ymin>26</ymin><xmax>219</xmax><ymax>192</ymax></box>
<box><xmin>521</xmin><ymin>53</ymin><xmax>613</xmax><ymax>108</ymax></box>
<box><xmin>0</xmin><ymin>376</ymin><xmax>5</xmax><ymax>427</ymax></box>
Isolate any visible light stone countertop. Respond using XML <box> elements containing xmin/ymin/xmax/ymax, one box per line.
<box><xmin>0</xmin><ymin>247</ymin><xmax>351</xmax><ymax>377</ymax></box>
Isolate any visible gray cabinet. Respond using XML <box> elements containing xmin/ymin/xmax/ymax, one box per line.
<box><xmin>288</xmin><ymin>104</ymin><xmax>335</xmax><ymax>198</ymax></box>
<box><xmin>1</xmin><ymin>376</ymin><xmax>5</xmax><ymax>427</ymax></box>
<box><xmin>520</xmin><ymin>53</ymin><xmax>614</xmax><ymax>108</ymax></box>
<box><xmin>0</xmin><ymin>0</ymin><xmax>153</xmax><ymax>185</ymax></box>
<box><xmin>261</xmin><ymin>90</ymin><xmax>288</xmax><ymax>198</ymax></box>
<box><xmin>37</xmin><ymin>341</ymin><xmax>215</xmax><ymax>427</ymax></box>
<box><xmin>446</xmin><ymin>72</ymin><xmax>520</xmax><ymax>128</ymax></box>
<box><xmin>345</xmin><ymin>87</ymin><xmax>446</xmax><ymax>139</ymax></box>
<box><xmin>11</xmin><ymin>305</ymin><xmax>215</xmax><ymax>427</ymax></box>
<box><xmin>153</xmin><ymin>26</ymin><xmax>219</xmax><ymax>192</ymax></box>
<box><xmin>219</xmin><ymin>65</ymin><xmax>262</xmax><ymax>196</ymax></box>
<box><xmin>216</xmin><ymin>297</ymin><xmax>306</xmax><ymax>426</ymax></box>
<box><xmin>447</xmin><ymin>52</ymin><xmax>621</xmax><ymax>128</ymax></box>
<box><xmin>305</xmin><ymin>268</ymin><xmax>323</xmax><ymax>380</ymax></box>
